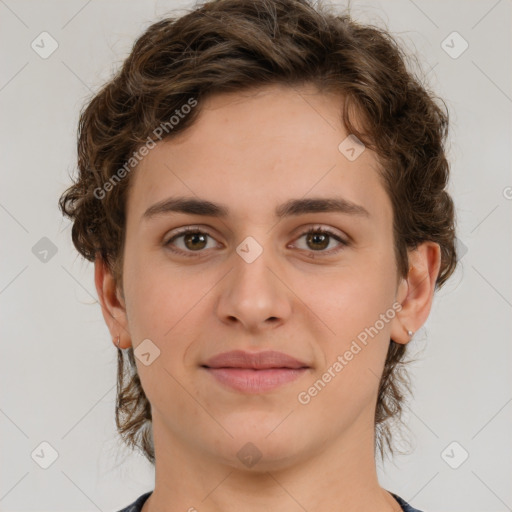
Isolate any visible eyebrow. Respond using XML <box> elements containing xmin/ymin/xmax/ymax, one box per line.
<box><xmin>142</xmin><ymin>196</ymin><xmax>370</xmax><ymax>221</ymax></box>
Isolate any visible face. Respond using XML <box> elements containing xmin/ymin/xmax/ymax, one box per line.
<box><xmin>116</xmin><ymin>83</ymin><xmax>410</xmax><ymax>470</ymax></box>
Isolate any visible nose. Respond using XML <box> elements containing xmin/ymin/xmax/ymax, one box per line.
<box><xmin>215</xmin><ymin>240</ymin><xmax>292</xmax><ymax>334</ymax></box>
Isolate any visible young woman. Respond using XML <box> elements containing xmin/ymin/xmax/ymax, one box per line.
<box><xmin>59</xmin><ymin>0</ymin><xmax>457</xmax><ymax>510</ymax></box>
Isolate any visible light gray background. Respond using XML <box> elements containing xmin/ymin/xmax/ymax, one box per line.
<box><xmin>1</xmin><ymin>0</ymin><xmax>511</xmax><ymax>511</ymax></box>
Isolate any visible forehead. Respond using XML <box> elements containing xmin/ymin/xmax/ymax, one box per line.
<box><xmin>126</xmin><ymin>83</ymin><xmax>391</xmax><ymax>227</ymax></box>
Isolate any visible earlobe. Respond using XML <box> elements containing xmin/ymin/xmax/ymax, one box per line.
<box><xmin>94</xmin><ymin>256</ymin><xmax>131</xmax><ymax>349</ymax></box>
<box><xmin>390</xmin><ymin>242</ymin><xmax>441</xmax><ymax>345</ymax></box>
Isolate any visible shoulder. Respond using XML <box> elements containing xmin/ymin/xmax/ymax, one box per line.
<box><xmin>115</xmin><ymin>491</ymin><xmax>153</xmax><ymax>512</ymax></box>
<box><xmin>391</xmin><ymin>492</ymin><xmax>425</xmax><ymax>512</ymax></box>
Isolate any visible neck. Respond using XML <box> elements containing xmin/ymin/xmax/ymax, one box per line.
<box><xmin>142</xmin><ymin>410</ymin><xmax>401</xmax><ymax>512</ymax></box>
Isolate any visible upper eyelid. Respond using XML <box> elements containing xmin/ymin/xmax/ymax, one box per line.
<box><xmin>164</xmin><ymin>225</ymin><xmax>220</xmax><ymax>243</ymax></box>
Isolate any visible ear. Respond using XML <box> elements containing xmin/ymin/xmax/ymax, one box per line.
<box><xmin>94</xmin><ymin>256</ymin><xmax>131</xmax><ymax>349</ymax></box>
<box><xmin>390</xmin><ymin>241</ymin><xmax>441</xmax><ymax>345</ymax></box>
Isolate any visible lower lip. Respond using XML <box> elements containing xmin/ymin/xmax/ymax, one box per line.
<box><xmin>203</xmin><ymin>367</ymin><xmax>308</xmax><ymax>393</ymax></box>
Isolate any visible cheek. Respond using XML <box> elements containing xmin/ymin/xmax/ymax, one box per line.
<box><xmin>301</xmin><ymin>280</ymin><xmax>394</xmax><ymax>429</ymax></box>
<box><xmin>123</xmin><ymin>259</ymin><xmax>201</xmax><ymax>421</ymax></box>
<box><xmin>310</xmin><ymin>260</ymin><xmax>397</xmax><ymax>341</ymax></box>
<box><xmin>123</xmin><ymin>253</ymin><xmax>208</xmax><ymax>377</ymax></box>
<box><xmin>123</xmin><ymin>251</ymin><xmax>189</xmax><ymax>338</ymax></box>
<box><xmin>302</xmin><ymin>254</ymin><xmax>397</xmax><ymax>403</ymax></box>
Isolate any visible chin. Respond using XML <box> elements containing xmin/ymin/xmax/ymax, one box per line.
<box><xmin>211</xmin><ymin>422</ymin><xmax>311</xmax><ymax>473</ymax></box>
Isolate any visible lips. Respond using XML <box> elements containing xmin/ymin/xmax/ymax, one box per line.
<box><xmin>201</xmin><ymin>350</ymin><xmax>310</xmax><ymax>393</ymax></box>
<box><xmin>202</xmin><ymin>350</ymin><xmax>309</xmax><ymax>370</ymax></box>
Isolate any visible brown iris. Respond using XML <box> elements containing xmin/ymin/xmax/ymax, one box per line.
<box><xmin>183</xmin><ymin>232</ymin><xmax>208</xmax><ymax>251</ymax></box>
<box><xmin>306</xmin><ymin>231</ymin><xmax>330</xmax><ymax>251</ymax></box>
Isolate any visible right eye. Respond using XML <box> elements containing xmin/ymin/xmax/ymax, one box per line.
<box><xmin>164</xmin><ymin>227</ymin><xmax>221</xmax><ymax>257</ymax></box>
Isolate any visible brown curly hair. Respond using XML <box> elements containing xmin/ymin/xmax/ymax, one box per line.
<box><xmin>58</xmin><ymin>0</ymin><xmax>458</xmax><ymax>465</ymax></box>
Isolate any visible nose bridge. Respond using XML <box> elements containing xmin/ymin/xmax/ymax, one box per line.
<box><xmin>236</xmin><ymin>236</ymin><xmax>274</xmax><ymax>296</ymax></box>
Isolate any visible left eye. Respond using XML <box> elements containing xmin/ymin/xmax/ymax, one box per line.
<box><xmin>164</xmin><ymin>227</ymin><xmax>348</xmax><ymax>257</ymax></box>
<box><xmin>291</xmin><ymin>228</ymin><xmax>347</xmax><ymax>254</ymax></box>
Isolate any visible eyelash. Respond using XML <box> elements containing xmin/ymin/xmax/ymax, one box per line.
<box><xmin>164</xmin><ymin>225</ymin><xmax>349</xmax><ymax>258</ymax></box>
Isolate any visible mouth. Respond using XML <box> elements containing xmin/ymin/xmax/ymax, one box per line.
<box><xmin>201</xmin><ymin>350</ymin><xmax>310</xmax><ymax>393</ymax></box>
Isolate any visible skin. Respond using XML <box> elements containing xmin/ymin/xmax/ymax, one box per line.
<box><xmin>95</xmin><ymin>83</ymin><xmax>441</xmax><ymax>512</ymax></box>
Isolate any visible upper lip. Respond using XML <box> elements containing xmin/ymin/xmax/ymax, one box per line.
<box><xmin>202</xmin><ymin>350</ymin><xmax>310</xmax><ymax>370</ymax></box>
